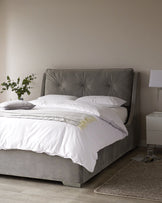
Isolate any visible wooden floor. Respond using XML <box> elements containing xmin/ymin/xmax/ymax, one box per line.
<box><xmin>0</xmin><ymin>148</ymin><xmax>160</xmax><ymax>203</ymax></box>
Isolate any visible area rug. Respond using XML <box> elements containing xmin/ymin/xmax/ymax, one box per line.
<box><xmin>94</xmin><ymin>160</ymin><xmax>162</xmax><ymax>202</ymax></box>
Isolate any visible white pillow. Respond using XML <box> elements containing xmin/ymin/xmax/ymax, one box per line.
<box><xmin>76</xmin><ymin>96</ymin><xmax>126</xmax><ymax>107</ymax></box>
<box><xmin>44</xmin><ymin>100</ymin><xmax>101</xmax><ymax>116</ymax></box>
<box><xmin>37</xmin><ymin>94</ymin><xmax>77</xmax><ymax>103</ymax></box>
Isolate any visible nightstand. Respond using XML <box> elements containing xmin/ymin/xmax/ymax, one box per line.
<box><xmin>146</xmin><ymin>112</ymin><xmax>162</xmax><ymax>145</ymax></box>
<box><xmin>146</xmin><ymin>112</ymin><xmax>162</xmax><ymax>159</ymax></box>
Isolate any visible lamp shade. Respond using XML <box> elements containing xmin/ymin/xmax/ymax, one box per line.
<box><xmin>149</xmin><ymin>70</ymin><xmax>162</xmax><ymax>87</ymax></box>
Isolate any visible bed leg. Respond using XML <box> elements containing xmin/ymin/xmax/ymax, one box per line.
<box><xmin>63</xmin><ymin>181</ymin><xmax>82</xmax><ymax>188</ymax></box>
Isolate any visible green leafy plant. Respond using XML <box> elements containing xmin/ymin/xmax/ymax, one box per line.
<box><xmin>1</xmin><ymin>74</ymin><xmax>36</xmax><ymax>100</ymax></box>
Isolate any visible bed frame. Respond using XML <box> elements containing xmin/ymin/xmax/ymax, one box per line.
<box><xmin>0</xmin><ymin>68</ymin><xmax>139</xmax><ymax>187</ymax></box>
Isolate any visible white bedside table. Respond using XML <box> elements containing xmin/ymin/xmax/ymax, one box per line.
<box><xmin>146</xmin><ymin>112</ymin><xmax>162</xmax><ymax>145</ymax></box>
<box><xmin>146</xmin><ymin>112</ymin><xmax>162</xmax><ymax>159</ymax></box>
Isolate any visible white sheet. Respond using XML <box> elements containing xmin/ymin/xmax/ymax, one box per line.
<box><xmin>106</xmin><ymin>107</ymin><xmax>127</xmax><ymax>123</ymax></box>
<box><xmin>0</xmin><ymin>100</ymin><xmax>128</xmax><ymax>172</ymax></box>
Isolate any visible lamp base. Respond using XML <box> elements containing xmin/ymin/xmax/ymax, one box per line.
<box><xmin>155</xmin><ymin>88</ymin><xmax>162</xmax><ymax>112</ymax></box>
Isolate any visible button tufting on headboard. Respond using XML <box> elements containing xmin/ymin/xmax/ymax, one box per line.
<box><xmin>80</xmin><ymin>83</ymin><xmax>85</xmax><ymax>88</ymax></box>
<box><xmin>42</xmin><ymin>68</ymin><xmax>134</xmax><ymax>108</ymax></box>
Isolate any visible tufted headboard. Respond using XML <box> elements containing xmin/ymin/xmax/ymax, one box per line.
<box><xmin>41</xmin><ymin>68</ymin><xmax>134</xmax><ymax>108</ymax></box>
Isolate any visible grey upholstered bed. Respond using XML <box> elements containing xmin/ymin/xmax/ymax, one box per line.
<box><xmin>0</xmin><ymin>68</ymin><xmax>139</xmax><ymax>187</ymax></box>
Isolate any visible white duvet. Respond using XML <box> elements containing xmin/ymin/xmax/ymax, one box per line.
<box><xmin>0</xmin><ymin>100</ymin><xmax>128</xmax><ymax>172</ymax></box>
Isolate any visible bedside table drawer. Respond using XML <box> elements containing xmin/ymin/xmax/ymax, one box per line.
<box><xmin>146</xmin><ymin>130</ymin><xmax>162</xmax><ymax>145</ymax></box>
<box><xmin>146</xmin><ymin>116</ymin><xmax>162</xmax><ymax>131</ymax></box>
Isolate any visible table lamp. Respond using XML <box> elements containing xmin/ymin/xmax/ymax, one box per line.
<box><xmin>149</xmin><ymin>70</ymin><xmax>162</xmax><ymax>111</ymax></box>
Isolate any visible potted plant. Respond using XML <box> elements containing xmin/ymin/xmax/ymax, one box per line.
<box><xmin>0</xmin><ymin>74</ymin><xmax>36</xmax><ymax>100</ymax></box>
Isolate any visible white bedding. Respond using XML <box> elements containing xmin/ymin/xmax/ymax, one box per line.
<box><xmin>106</xmin><ymin>107</ymin><xmax>127</xmax><ymax>123</ymax></box>
<box><xmin>0</xmin><ymin>100</ymin><xmax>128</xmax><ymax>172</ymax></box>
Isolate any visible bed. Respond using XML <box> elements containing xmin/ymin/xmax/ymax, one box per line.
<box><xmin>0</xmin><ymin>68</ymin><xmax>139</xmax><ymax>187</ymax></box>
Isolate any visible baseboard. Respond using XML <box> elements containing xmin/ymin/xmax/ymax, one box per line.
<box><xmin>138</xmin><ymin>139</ymin><xmax>162</xmax><ymax>148</ymax></box>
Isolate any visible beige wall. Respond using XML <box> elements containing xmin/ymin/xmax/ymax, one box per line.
<box><xmin>1</xmin><ymin>0</ymin><xmax>162</xmax><ymax>144</ymax></box>
<box><xmin>0</xmin><ymin>0</ymin><xmax>7</xmax><ymax>94</ymax></box>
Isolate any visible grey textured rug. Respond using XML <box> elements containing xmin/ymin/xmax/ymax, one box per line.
<box><xmin>94</xmin><ymin>160</ymin><xmax>162</xmax><ymax>202</ymax></box>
